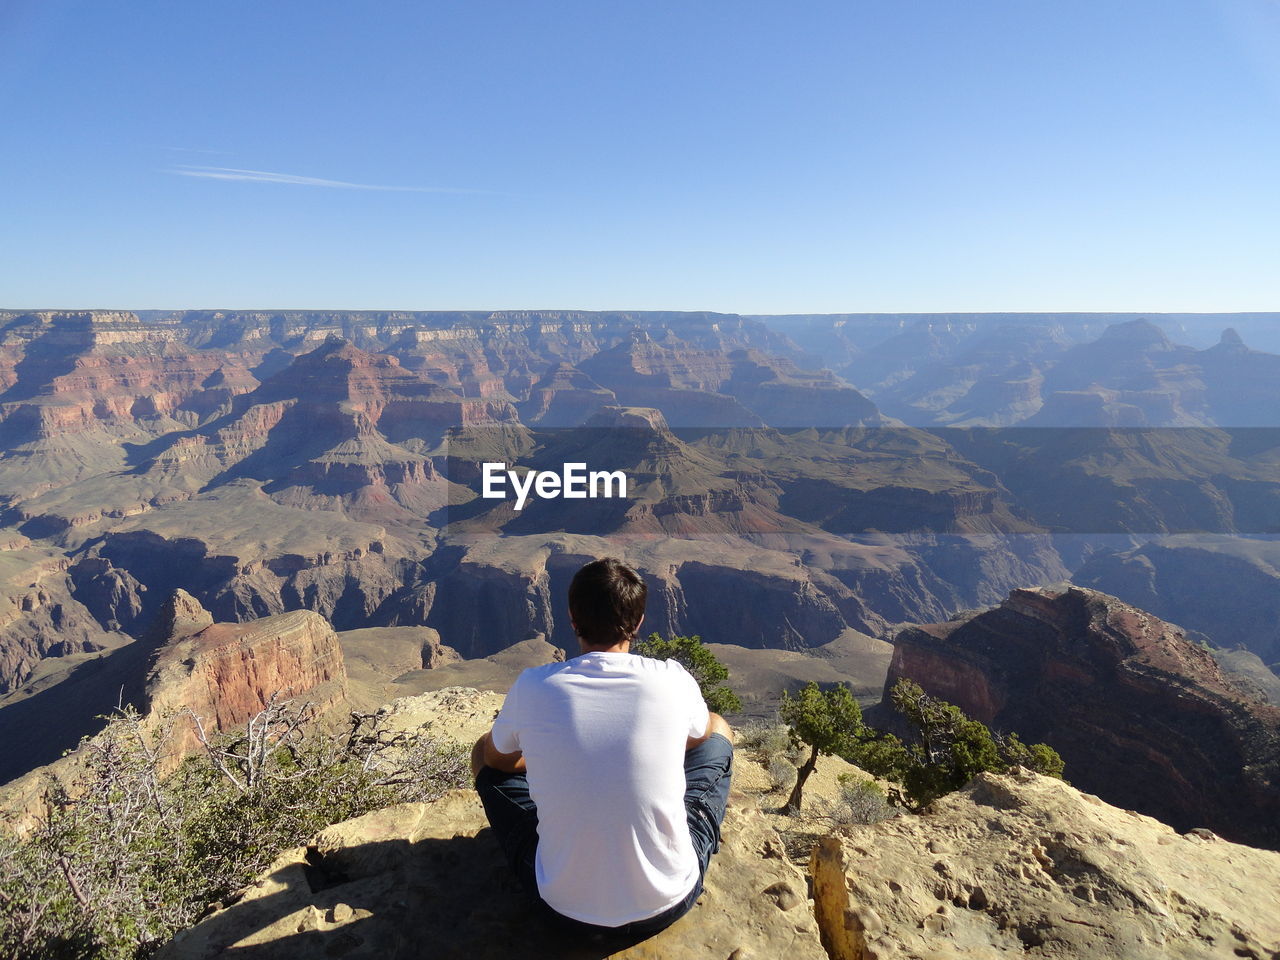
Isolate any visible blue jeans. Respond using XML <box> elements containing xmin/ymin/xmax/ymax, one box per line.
<box><xmin>475</xmin><ymin>733</ymin><xmax>734</xmax><ymax>939</ymax></box>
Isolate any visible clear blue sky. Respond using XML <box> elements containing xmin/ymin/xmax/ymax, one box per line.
<box><xmin>2</xmin><ymin>0</ymin><xmax>1278</xmax><ymax>313</ymax></box>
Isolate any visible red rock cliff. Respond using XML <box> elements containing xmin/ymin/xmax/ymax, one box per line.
<box><xmin>885</xmin><ymin>585</ymin><xmax>1280</xmax><ymax>849</ymax></box>
<box><xmin>144</xmin><ymin>606</ymin><xmax>348</xmax><ymax>756</ymax></box>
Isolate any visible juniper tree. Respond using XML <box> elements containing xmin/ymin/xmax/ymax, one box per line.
<box><xmin>776</xmin><ymin>679</ymin><xmax>1066</xmax><ymax>817</ymax></box>
<box><xmin>777</xmin><ymin>682</ymin><xmax>865</xmax><ymax>814</ymax></box>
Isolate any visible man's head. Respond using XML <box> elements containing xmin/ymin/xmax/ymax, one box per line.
<box><xmin>567</xmin><ymin>557</ymin><xmax>647</xmax><ymax>650</ymax></box>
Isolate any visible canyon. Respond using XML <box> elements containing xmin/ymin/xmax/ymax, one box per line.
<box><xmin>2</xmin><ymin>308</ymin><xmax>1279</xmax><ymax>849</ymax></box>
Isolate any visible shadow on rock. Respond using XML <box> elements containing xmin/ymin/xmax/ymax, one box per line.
<box><xmin>158</xmin><ymin>792</ymin><xmax>826</xmax><ymax>960</ymax></box>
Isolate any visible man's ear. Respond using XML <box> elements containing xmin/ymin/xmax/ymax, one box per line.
<box><xmin>633</xmin><ymin>614</ymin><xmax>644</xmax><ymax>637</ymax></box>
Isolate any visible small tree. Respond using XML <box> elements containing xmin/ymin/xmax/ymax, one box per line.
<box><xmin>633</xmin><ymin>632</ymin><xmax>743</xmax><ymax>714</ymax></box>
<box><xmin>777</xmin><ymin>682</ymin><xmax>864</xmax><ymax>814</ymax></box>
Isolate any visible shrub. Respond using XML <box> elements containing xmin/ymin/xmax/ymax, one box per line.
<box><xmin>737</xmin><ymin>720</ymin><xmax>800</xmax><ymax>792</ymax></box>
<box><xmin>808</xmin><ymin>774</ymin><xmax>897</xmax><ymax>828</ymax></box>
<box><xmin>737</xmin><ymin>720</ymin><xmax>793</xmax><ymax>764</ymax></box>
<box><xmin>766</xmin><ymin>756</ymin><xmax>798</xmax><ymax>792</ymax></box>
<box><xmin>0</xmin><ymin>697</ymin><xmax>468</xmax><ymax>960</ymax></box>
<box><xmin>835</xmin><ymin>775</ymin><xmax>896</xmax><ymax>825</ymax></box>
<box><xmin>846</xmin><ymin>679</ymin><xmax>1065</xmax><ymax>811</ymax></box>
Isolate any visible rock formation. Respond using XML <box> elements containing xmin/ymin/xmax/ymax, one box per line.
<box><xmin>811</xmin><ymin>768</ymin><xmax>1280</xmax><ymax>959</ymax></box>
<box><xmin>144</xmin><ymin>606</ymin><xmax>348</xmax><ymax>739</ymax></box>
<box><xmin>578</xmin><ymin>336</ymin><xmax>881</xmax><ymax>428</ymax></box>
<box><xmin>832</xmin><ymin>315</ymin><xmax>1280</xmax><ymax>428</ymax></box>
<box><xmin>149</xmin><ymin>682</ymin><xmax>819</xmax><ymax>960</ymax></box>
<box><xmin>1075</xmin><ymin>535</ymin><xmax>1280</xmax><ymax>666</ymax></box>
<box><xmin>517</xmin><ymin>362</ymin><xmax>616</xmax><ymax>426</ymax></box>
<box><xmin>0</xmin><ymin>544</ymin><xmax>122</xmax><ymax>695</ymax></box>
<box><xmin>143</xmin><ymin>588</ymin><xmax>215</xmax><ymax>644</ymax></box>
<box><xmin>337</xmin><ymin>625</ymin><xmax>464</xmax><ymax>710</ymax></box>
<box><xmin>154</xmin><ymin>687</ymin><xmax>825</xmax><ymax>960</ymax></box>
<box><xmin>151</xmin><ymin>688</ymin><xmax>1280</xmax><ymax>960</ymax></box>
<box><xmin>866</xmin><ymin>323</ymin><xmax>1068</xmax><ymax>426</ymax></box>
<box><xmin>0</xmin><ymin>597</ymin><xmax>349</xmax><ymax>814</ymax></box>
<box><xmin>1026</xmin><ymin>319</ymin><xmax>1210</xmax><ymax>427</ymax></box>
<box><xmin>884</xmin><ymin>585</ymin><xmax>1280</xmax><ymax>848</ymax></box>
<box><xmin>7</xmin><ymin>306</ymin><xmax>1280</xmax><ymax>818</ymax></box>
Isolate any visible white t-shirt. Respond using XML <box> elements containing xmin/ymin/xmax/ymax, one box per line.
<box><xmin>490</xmin><ymin>651</ymin><xmax>711</xmax><ymax>927</ymax></box>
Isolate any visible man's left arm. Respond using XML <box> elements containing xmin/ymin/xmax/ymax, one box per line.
<box><xmin>481</xmin><ymin>730</ymin><xmax>526</xmax><ymax>773</ymax></box>
<box><xmin>472</xmin><ymin>676</ymin><xmax>529</xmax><ymax>776</ymax></box>
<box><xmin>680</xmin><ymin>669</ymin><xmax>713</xmax><ymax>750</ymax></box>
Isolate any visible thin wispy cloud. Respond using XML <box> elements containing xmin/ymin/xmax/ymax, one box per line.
<box><xmin>165</xmin><ymin>164</ymin><xmax>492</xmax><ymax>194</ymax></box>
<box><xmin>160</xmin><ymin>146</ymin><xmax>229</xmax><ymax>155</ymax></box>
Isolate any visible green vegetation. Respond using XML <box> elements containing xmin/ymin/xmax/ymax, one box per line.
<box><xmin>0</xmin><ymin>698</ymin><xmax>469</xmax><ymax>960</ymax></box>
<box><xmin>875</xmin><ymin>679</ymin><xmax>1065</xmax><ymax>810</ymax></box>
<box><xmin>737</xmin><ymin>720</ymin><xmax>800</xmax><ymax>792</ymax></box>
<box><xmin>633</xmin><ymin>632</ymin><xmax>743</xmax><ymax>714</ymax></box>
<box><xmin>777</xmin><ymin>678</ymin><xmax>1064</xmax><ymax>815</ymax></box>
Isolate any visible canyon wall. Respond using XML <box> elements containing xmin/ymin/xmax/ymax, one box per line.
<box><xmin>884</xmin><ymin>585</ymin><xmax>1280</xmax><ymax>848</ymax></box>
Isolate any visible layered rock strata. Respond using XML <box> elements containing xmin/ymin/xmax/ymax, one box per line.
<box><xmin>885</xmin><ymin>585</ymin><xmax>1280</xmax><ymax>847</ymax></box>
<box><xmin>0</xmin><ymin>597</ymin><xmax>349</xmax><ymax>823</ymax></box>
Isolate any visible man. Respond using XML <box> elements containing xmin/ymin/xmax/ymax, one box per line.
<box><xmin>472</xmin><ymin>557</ymin><xmax>734</xmax><ymax>938</ymax></box>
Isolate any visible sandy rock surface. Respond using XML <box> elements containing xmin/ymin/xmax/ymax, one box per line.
<box><xmin>156</xmin><ymin>688</ymin><xmax>825</xmax><ymax>959</ymax></box>
<box><xmin>158</xmin><ymin>791</ymin><xmax>825</xmax><ymax>960</ymax></box>
<box><xmin>154</xmin><ymin>689</ymin><xmax>1280</xmax><ymax>960</ymax></box>
<box><xmin>811</xmin><ymin>768</ymin><xmax>1280</xmax><ymax>960</ymax></box>
<box><xmin>377</xmin><ymin>685</ymin><xmax>507</xmax><ymax>744</ymax></box>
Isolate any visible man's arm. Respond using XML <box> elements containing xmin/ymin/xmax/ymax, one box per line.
<box><xmin>471</xmin><ymin>729</ymin><xmax>527</xmax><ymax>777</ymax></box>
<box><xmin>685</xmin><ymin>711</ymin><xmax>733</xmax><ymax>751</ymax></box>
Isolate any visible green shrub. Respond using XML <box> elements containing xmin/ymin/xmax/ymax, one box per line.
<box><xmin>884</xmin><ymin>679</ymin><xmax>1063</xmax><ymax>809</ymax></box>
<box><xmin>845</xmin><ymin>679</ymin><xmax>1065</xmax><ymax>812</ymax></box>
<box><xmin>808</xmin><ymin>774</ymin><xmax>896</xmax><ymax>827</ymax></box>
<box><xmin>737</xmin><ymin>720</ymin><xmax>796</xmax><ymax>768</ymax></box>
<box><xmin>835</xmin><ymin>775</ymin><xmax>895</xmax><ymax>825</ymax></box>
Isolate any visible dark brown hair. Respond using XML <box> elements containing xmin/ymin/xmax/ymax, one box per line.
<box><xmin>567</xmin><ymin>558</ymin><xmax>647</xmax><ymax>648</ymax></box>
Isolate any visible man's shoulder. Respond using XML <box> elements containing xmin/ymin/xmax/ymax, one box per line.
<box><xmin>512</xmin><ymin>659</ymin><xmax>573</xmax><ymax>686</ymax></box>
<box><xmin>598</xmin><ymin>652</ymin><xmax>696</xmax><ymax>679</ymax></box>
<box><xmin>628</xmin><ymin>655</ymin><xmax>695</xmax><ymax>680</ymax></box>
<box><xmin>517</xmin><ymin>652</ymin><xmax>694</xmax><ymax>683</ymax></box>
<box><xmin>619</xmin><ymin>656</ymin><xmax>703</xmax><ymax>700</ymax></box>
